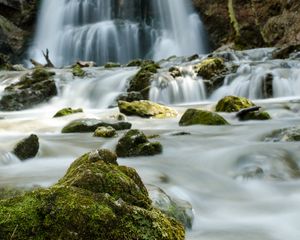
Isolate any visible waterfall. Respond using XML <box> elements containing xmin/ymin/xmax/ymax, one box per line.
<box><xmin>29</xmin><ymin>0</ymin><xmax>207</xmax><ymax>67</ymax></box>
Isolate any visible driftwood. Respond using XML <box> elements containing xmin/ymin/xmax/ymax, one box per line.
<box><xmin>236</xmin><ymin>106</ymin><xmax>261</xmax><ymax>120</ymax></box>
<box><xmin>30</xmin><ymin>49</ymin><xmax>55</xmax><ymax>68</ymax></box>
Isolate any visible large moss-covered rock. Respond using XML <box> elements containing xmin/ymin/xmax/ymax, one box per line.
<box><xmin>118</xmin><ymin>100</ymin><xmax>178</xmax><ymax>118</ymax></box>
<box><xmin>127</xmin><ymin>61</ymin><xmax>160</xmax><ymax>99</ymax></box>
<box><xmin>12</xmin><ymin>134</ymin><xmax>39</xmax><ymax>161</ymax></box>
<box><xmin>116</xmin><ymin>129</ymin><xmax>162</xmax><ymax>157</ymax></box>
<box><xmin>104</xmin><ymin>62</ymin><xmax>121</xmax><ymax>68</ymax></box>
<box><xmin>62</xmin><ymin>118</ymin><xmax>131</xmax><ymax>133</ymax></box>
<box><xmin>0</xmin><ymin>67</ymin><xmax>57</xmax><ymax>111</ymax></box>
<box><xmin>215</xmin><ymin>96</ymin><xmax>255</xmax><ymax>112</ymax></box>
<box><xmin>194</xmin><ymin>57</ymin><xmax>226</xmax><ymax>80</ymax></box>
<box><xmin>53</xmin><ymin>107</ymin><xmax>83</xmax><ymax>118</ymax></box>
<box><xmin>179</xmin><ymin>109</ymin><xmax>229</xmax><ymax>126</ymax></box>
<box><xmin>0</xmin><ymin>149</ymin><xmax>184</xmax><ymax>240</ymax></box>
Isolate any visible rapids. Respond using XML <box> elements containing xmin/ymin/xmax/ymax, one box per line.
<box><xmin>1</xmin><ymin>48</ymin><xmax>300</xmax><ymax>239</ymax></box>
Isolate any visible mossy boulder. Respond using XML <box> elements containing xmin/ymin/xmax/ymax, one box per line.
<box><xmin>104</xmin><ymin>62</ymin><xmax>121</xmax><ymax>68</ymax></box>
<box><xmin>0</xmin><ymin>149</ymin><xmax>184</xmax><ymax>239</ymax></box>
<box><xmin>12</xmin><ymin>134</ymin><xmax>39</xmax><ymax>161</ymax></box>
<box><xmin>61</xmin><ymin>118</ymin><xmax>131</xmax><ymax>133</ymax></box>
<box><xmin>116</xmin><ymin>129</ymin><xmax>163</xmax><ymax>157</ymax></box>
<box><xmin>72</xmin><ymin>64</ymin><xmax>85</xmax><ymax>77</ymax></box>
<box><xmin>215</xmin><ymin>96</ymin><xmax>255</xmax><ymax>112</ymax></box>
<box><xmin>53</xmin><ymin>107</ymin><xmax>83</xmax><ymax>118</ymax></box>
<box><xmin>118</xmin><ymin>100</ymin><xmax>178</xmax><ymax>118</ymax></box>
<box><xmin>194</xmin><ymin>57</ymin><xmax>226</xmax><ymax>80</ymax></box>
<box><xmin>127</xmin><ymin>61</ymin><xmax>160</xmax><ymax>99</ymax></box>
<box><xmin>0</xmin><ymin>67</ymin><xmax>57</xmax><ymax>111</ymax></box>
<box><xmin>179</xmin><ymin>109</ymin><xmax>229</xmax><ymax>126</ymax></box>
<box><xmin>93</xmin><ymin>126</ymin><xmax>116</xmax><ymax>138</ymax></box>
<box><xmin>169</xmin><ymin>67</ymin><xmax>182</xmax><ymax>78</ymax></box>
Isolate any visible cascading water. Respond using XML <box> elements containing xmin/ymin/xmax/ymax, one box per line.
<box><xmin>29</xmin><ymin>0</ymin><xmax>207</xmax><ymax>67</ymax></box>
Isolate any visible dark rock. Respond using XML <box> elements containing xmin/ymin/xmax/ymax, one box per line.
<box><xmin>116</xmin><ymin>91</ymin><xmax>144</xmax><ymax>102</ymax></box>
<box><xmin>272</xmin><ymin>44</ymin><xmax>300</xmax><ymax>59</ymax></box>
<box><xmin>0</xmin><ymin>149</ymin><xmax>185</xmax><ymax>239</ymax></box>
<box><xmin>169</xmin><ymin>67</ymin><xmax>182</xmax><ymax>78</ymax></box>
<box><xmin>262</xmin><ymin>73</ymin><xmax>274</xmax><ymax>98</ymax></box>
<box><xmin>179</xmin><ymin>109</ymin><xmax>229</xmax><ymax>126</ymax></box>
<box><xmin>104</xmin><ymin>62</ymin><xmax>121</xmax><ymax>68</ymax></box>
<box><xmin>13</xmin><ymin>134</ymin><xmax>39</xmax><ymax>160</ymax></box>
<box><xmin>0</xmin><ymin>67</ymin><xmax>57</xmax><ymax>111</ymax></box>
<box><xmin>62</xmin><ymin>118</ymin><xmax>131</xmax><ymax>133</ymax></box>
<box><xmin>116</xmin><ymin>129</ymin><xmax>162</xmax><ymax>157</ymax></box>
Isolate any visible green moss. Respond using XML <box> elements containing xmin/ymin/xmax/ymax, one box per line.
<box><xmin>0</xmin><ymin>149</ymin><xmax>184</xmax><ymax>239</ymax></box>
<box><xmin>127</xmin><ymin>62</ymin><xmax>160</xmax><ymax>99</ymax></box>
<box><xmin>104</xmin><ymin>62</ymin><xmax>121</xmax><ymax>68</ymax></box>
<box><xmin>53</xmin><ymin>107</ymin><xmax>83</xmax><ymax>118</ymax></box>
<box><xmin>126</xmin><ymin>59</ymin><xmax>143</xmax><ymax>67</ymax></box>
<box><xmin>194</xmin><ymin>57</ymin><xmax>226</xmax><ymax>80</ymax></box>
<box><xmin>228</xmin><ymin>0</ymin><xmax>240</xmax><ymax>39</ymax></box>
<box><xmin>118</xmin><ymin>100</ymin><xmax>178</xmax><ymax>118</ymax></box>
<box><xmin>215</xmin><ymin>96</ymin><xmax>255</xmax><ymax>112</ymax></box>
<box><xmin>72</xmin><ymin>64</ymin><xmax>85</xmax><ymax>77</ymax></box>
<box><xmin>116</xmin><ymin>129</ymin><xmax>163</xmax><ymax>157</ymax></box>
<box><xmin>93</xmin><ymin>126</ymin><xmax>116</xmax><ymax>138</ymax></box>
<box><xmin>179</xmin><ymin>109</ymin><xmax>229</xmax><ymax>126</ymax></box>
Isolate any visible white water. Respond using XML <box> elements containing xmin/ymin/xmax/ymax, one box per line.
<box><xmin>29</xmin><ymin>0</ymin><xmax>206</xmax><ymax>66</ymax></box>
<box><xmin>3</xmin><ymin>48</ymin><xmax>300</xmax><ymax>239</ymax></box>
<box><xmin>150</xmin><ymin>49</ymin><xmax>300</xmax><ymax>104</ymax></box>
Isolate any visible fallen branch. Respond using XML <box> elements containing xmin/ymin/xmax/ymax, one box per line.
<box><xmin>30</xmin><ymin>49</ymin><xmax>55</xmax><ymax>68</ymax></box>
<box><xmin>236</xmin><ymin>106</ymin><xmax>261</xmax><ymax>120</ymax></box>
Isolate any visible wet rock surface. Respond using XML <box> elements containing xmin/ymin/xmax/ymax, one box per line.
<box><xmin>13</xmin><ymin>134</ymin><xmax>39</xmax><ymax>161</ymax></box>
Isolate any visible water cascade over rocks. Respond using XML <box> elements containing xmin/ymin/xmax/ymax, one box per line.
<box><xmin>29</xmin><ymin>0</ymin><xmax>207</xmax><ymax>66</ymax></box>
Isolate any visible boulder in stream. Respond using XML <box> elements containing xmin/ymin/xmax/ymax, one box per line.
<box><xmin>147</xmin><ymin>185</ymin><xmax>194</xmax><ymax>229</ymax></box>
<box><xmin>93</xmin><ymin>126</ymin><xmax>116</xmax><ymax>138</ymax></box>
<box><xmin>0</xmin><ymin>67</ymin><xmax>57</xmax><ymax>111</ymax></box>
<box><xmin>13</xmin><ymin>134</ymin><xmax>39</xmax><ymax>161</ymax></box>
<box><xmin>61</xmin><ymin>118</ymin><xmax>131</xmax><ymax>133</ymax></box>
<box><xmin>72</xmin><ymin>64</ymin><xmax>86</xmax><ymax>77</ymax></box>
<box><xmin>179</xmin><ymin>109</ymin><xmax>229</xmax><ymax>126</ymax></box>
<box><xmin>118</xmin><ymin>100</ymin><xmax>178</xmax><ymax>118</ymax></box>
<box><xmin>0</xmin><ymin>149</ymin><xmax>185</xmax><ymax>239</ymax></box>
<box><xmin>215</xmin><ymin>96</ymin><xmax>255</xmax><ymax>112</ymax></box>
<box><xmin>116</xmin><ymin>129</ymin><xmax>162</xmax><ymax>157</ymax></box>
<box><xmin>53</xmin><ymin>107</ymin><xmax>83</xmax><ymax>118</ymax></box>
<box><xmin>265</xmin><ymin>126</ymin><xmax>300</xmax><ymax>142</ymax></box>
<box><xmin>194</xmin><ymin>57</ymin><xmax>226</xmax><ymax>80</ymax></box>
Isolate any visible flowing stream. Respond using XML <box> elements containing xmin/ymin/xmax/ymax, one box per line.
<box><xmin>1</xmin><ymin>47</ymin><xmax>300</xmax><ymax>239</ymax></box>
<box><xmin>29</xmin><ymin>0</ymin><xmax>207</xmax><ymax>66</ymax></box>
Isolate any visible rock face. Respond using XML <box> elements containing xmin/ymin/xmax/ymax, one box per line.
<box><xmin>118</xmin><ymin>100</ymin><xmax>178</xmax><ymax>118</ymax></box>
<box><xmin>62</xmin><ymin>118</ymin><xmax>132</xmax><ymax>133</ymax></box>
<box><xmin>116</xmin><ymin>129</ymin><xmax>163</xmax><ymax>157</ymax></box>
<box><xmin>0</xmin><ymin>0</ymin><xmax>38</xmax><ymax>62</ymax></box>
<box><xmin>0</xmin><ymin>149</ymin><xmax>185</xmax><ymax>239</ymax></box>
<box><xmin>0</xmin><ymin>68</ymin><xmax>57</xmax><ymax>111</ymax></box>
<box><xmin>179</xmin><ymin>109</ymin><xmax>229</xmax><ymax>126</ymax></box>
<box><xmin>192</xmin><ymin>0</ymin><xmax>300</xmax><ymax>50</ymax></box>
<box><xmin>13</xmin><ymin>134</ymin><xmax>39</xmax><ymax>160</ymax></box>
